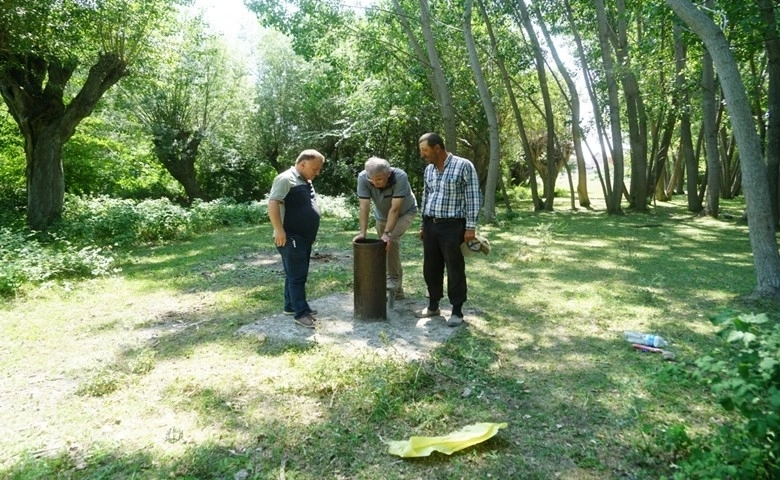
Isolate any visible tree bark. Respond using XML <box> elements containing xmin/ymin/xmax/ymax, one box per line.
<box><xmin>701</xmin><ymin>0</ymin><xmax>720</xmax><ymax>216</ymax></box>
<box><xmin>594</xmin><ymin>0</ymin><xmax>625</xmax><ymax>214</ymax></box>
<box><xmin>667</xmin><ymin>0</ymin><xmax>780</xmax><ymax>298</ymax></box>
<box><xmin>532</xmin><ymin>2</ymin><xmax>590</xmax><ymax>208</ymax></box>
<box><xmin>418</xmin><ymin>0</ymin><xmax>458</xmax><ymax>154</ymax></box>
<box><xmin>756</xmin><ymin>0</ymin><xmax>780</xmax><ymax>226</ymax></box>
<box><xmin>463</xmin><ymin>0</ymin><xmax>499</xmax><ymax>222</ymax></box>
<box><xmin>0</xmin><ymin>52</ymin><xmax>127</xmax><ymax>230</ymax></box>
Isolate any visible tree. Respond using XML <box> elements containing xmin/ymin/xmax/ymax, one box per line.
<box><xmin>463</xmin><ymin>0</ymin><xmax>499</xmax><ymax>222</ymax></box>
<box><xmin>126</xmin><ymin>15</ymin><xmax>245</xmax><ymax>203</ymax></box>
<box><xmin>0</xmin><ymin>0</ymin><xmax>177</xmax><ymax>231</ymax></box>
<box><xmin>511</xmin><ymin>0</ymin><xmax>558</xmax><ymax>211</ymax></box>
<box><xmin>667</xmin><ymin>0</ymin><xmax>780</xmax><ymax>298</ymax></box>
<box><xmin>594</xmin><ymin>0</ymin><xmax>626</xmax><ymax>214</ymax></box>
<box><xmin>755</xmin><ymin>0</ymin><xmax>780</xmax><ymax>225</ymax></box>
<box><xmin>532</xmin><ymin>0</ymin><xmax>591</xmax><ymax>209</ymax></box>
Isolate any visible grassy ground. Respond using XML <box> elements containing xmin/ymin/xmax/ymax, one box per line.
<box><xmin>0</xmin><ymin>194</ymin><xmax>770</xmax><ymax>479</ymax></box>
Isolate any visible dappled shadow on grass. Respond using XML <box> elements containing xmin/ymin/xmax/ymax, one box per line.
<box><xmin>119</xmin><ymin>224</ymin><xmax>355</xmax><ymax>298</ymax></box>
<box><xmin>474</xmin><ymin>208</ymin><xmax>755</xmax><ymax>317</ymax></box>
<box><xmin>0</xmin><ymin>308</ymin><xmax>739</xmax><ymax>479</ymax></box>
<box><xmin>5</xmin><ymin>207</ymin><xmax>769</xmax><ymax>479</ymax></box>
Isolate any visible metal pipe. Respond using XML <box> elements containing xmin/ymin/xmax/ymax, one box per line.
<box><xmin>353</xmin><ymin>239</ymin><xmax>387</xmax><ymax>321</ymax></box>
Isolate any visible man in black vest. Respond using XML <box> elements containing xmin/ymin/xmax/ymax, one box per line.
<box><xmin>268</xmin><ymin>149</ymin><xmax>325</xmax><ymax>328</ymax></box>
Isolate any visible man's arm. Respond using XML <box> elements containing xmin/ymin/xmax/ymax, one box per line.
<box><xmin>381</xmin><ymin>197</ymin><xmax>404</xmax><ymax>249</ymax></box>
<box><xmin>268</xmin><ymin>199</ymin><xmax>286</xmax><ymax>247</ymax></box>
<box><xmin>352</xmin><ymin>198</ymin><xmax>371</xmax><ymax>242</ymax></box>
<box><xmin>463</xmin><ymin>161</ymin><xmax>482</xmax><ymax>242</ymax></box>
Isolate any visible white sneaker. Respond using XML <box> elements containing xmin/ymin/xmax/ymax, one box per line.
<box><xmin>446</xmin><ymin>313</ymin><xmax>463</xmax><ymax>327</ymax></box>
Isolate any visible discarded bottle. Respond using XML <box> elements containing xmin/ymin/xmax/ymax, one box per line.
<box><xmin>623</xmin><ymin>331</ymin><xmax>668</xmax><ymax>348</ymax></box>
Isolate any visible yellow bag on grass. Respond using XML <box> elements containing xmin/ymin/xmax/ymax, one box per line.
<box><xmin>386</xmin><ymin>422</ymin><xmax>508</xmax><ymax>458</ymax></box>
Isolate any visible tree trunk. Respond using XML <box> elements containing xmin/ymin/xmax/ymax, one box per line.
<box><xmin>756</xmin><ymin>0</ymin><xmax>780</xmax><ymax>226</ymax></box>
<box><xmin>480</xmin><ymin>0</ymin><xmax>543</xmax><ymax>210</ymax></box>
<box><xmin>463</xmin><ymin>0</ymin><xmax>499</xmax><ymax>222</ymax></box>
<box><xmin>612</xmin><ymin>0</ymin><xmax>648</xmax><ymax>212</ymax></box>
<box><xmin>514</xmin><ymin>0</ymin><xmax>557</xmax><ymax>211</ymax></box>
<box><xmin>668</xmin><ymin>0</ymin><xmax>780</xmax><ymax>298</ymax></box>
<box><xmin>702</xmin><ymin>0</ymin><xmax>720</xmax><ymax>217</ymax></box>
<box><xmin>418</xmin><ymin>0</ymin><xmax>458</xmax><ymax>154</ymax></box>
<box><xmin>532</xmin><ymin>2</ymin><xmax>590</xmax><ymax>208</ymax></box>
<box><xmin>0</xmin><ymin>52</ymin><xmax>127</xmax><ymax>230</ymax></box>
<box><xmin>653</xmin><ymin>110</ymin><xmax>677</xmax><ymax>202</ymax></box>
<box><xmin>595</xmin><ymin>0</ymin><xmax>625</xmax><ymax>214</ymax></box>
<box><xmin>26</xmin><ymin>128</ymin><xmax>66</xmax><ymax>230</ymax></box>
<box><xmin>153</xmin><ymin>129</ymin><xmax>205</xmax><ymax>203</ymax></box>
<box><xmin>564</xmin><ymin>0</ymin><xmax>613</xmax><ymax>205</ymax></box>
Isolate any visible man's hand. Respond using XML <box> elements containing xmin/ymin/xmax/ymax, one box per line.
<box><xmin>381</xmin><ymin>231</ymin><xmax>392</xmax><ymax>251</ymax></box>
<box><xmin>463</xmin><ymin>229</ymin><xmax>476</xmax><ymax>243</ymax></box>
<box><xmin>274</xmin><ymin>230</ymin><xmax>287</xmax><ymax>247</ymax></box>
<box><xmin>352</xmin><ymin>232</ymin><xmax>366</xmax><ymax>243</ymax></box>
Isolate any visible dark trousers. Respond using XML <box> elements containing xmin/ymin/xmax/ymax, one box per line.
<box><xmin>277</xmin><ymin>235</ymin><xmax>314</xmax><ymax>319</ymax></box>
<box><xmin>422</xmin><ymin>218</ymin><xmax>467</xmax><ymax>307</ymax></box>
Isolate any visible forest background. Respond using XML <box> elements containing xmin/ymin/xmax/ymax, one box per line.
<box><xmin>1</xmin><ymin>0</ymin><xmax>780</xmax><ymax>478</ymax></box>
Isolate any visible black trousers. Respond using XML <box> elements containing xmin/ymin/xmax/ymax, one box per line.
<box><xmin>422</xmin><ymin>217</ymin><xmax>467</xmax><ymax>307</ymax></box>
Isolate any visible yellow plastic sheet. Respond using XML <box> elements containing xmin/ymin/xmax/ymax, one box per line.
<box><xmin>386</xmin><ymin>422</ymin><xmax>508</xmax><ymax>458</ymax></box>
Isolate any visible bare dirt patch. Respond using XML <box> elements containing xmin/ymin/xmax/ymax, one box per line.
<box><xmin>236</xmin><ymin>293</ymin><xmax>473</xmax><ymax>360</ymax></box>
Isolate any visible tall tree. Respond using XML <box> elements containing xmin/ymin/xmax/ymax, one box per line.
<box><xmin>532</xmin><ymin>1</ymin><xmax>591</xmax><ymax>208</ymax></box>
<box><xmin>127</xmin><ymin>16</ymin><xmax>244</xmax><ymax>203</ymax></box>
<box><xmin>612</xmin><ymin>0</ymin><xmax>649</xmax><ymax>212</ymax></box>
<box><xmin>416</xmin><ymin>0</ymin><xmax>458</xmax><ymax>154</ymax></box>
<box><xmin>667</xmin><ymin>0</ymin><xmax>780</xmax><ymax>298</ymax></box>
<box><xmin>478</xmin><ymin>0</ymin><xmax>543</xmax><ymax>210</ymax></box>
<box><xmin>755</xmin><ymin>0</ymin><xmax>780</xmax><ymax>225</ymax></box>
<box><xmin>463</xmin><ymin>0</ymin><xmax>499</xmax><ymax>221</ymax></box>
<box><xmin>594</xmin><ymin>0</ymin><xmax>626</xmax><ymax>214</ymax></box>
<box><xmin>700</xmin><ymin>0</ymin><xmax>720</xmax><ymax>216</ymax></box>
<box><xmin>512</xmin><ymin>0</ymin><xmax>558</xmax><ymax>210</ymax></box>
<box><xmin>0</xmin><ymin>0</ymin><xmax>177</xmax><ymax>230</ymax></box>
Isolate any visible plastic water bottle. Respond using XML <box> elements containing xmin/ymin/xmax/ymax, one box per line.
<box><xmin>623</xmin><ymin>331</ymin><xmax>668</xmax><ymax>348</ymax></box>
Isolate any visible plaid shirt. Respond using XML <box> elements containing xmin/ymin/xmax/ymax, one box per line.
<box><xmin>421</xmin><ymin>154</ymin><xmax>482</xmax><ymax>230</ymax></box>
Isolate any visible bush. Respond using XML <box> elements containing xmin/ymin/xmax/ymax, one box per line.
<box><xmin>190</xmin><ymin>198</ymin><xmax>268</xmax><ymax>232</ymax></box>
<box><xmin>666</xmin><ymin>311</ymin><xmax>780</xmax><ymax>479</ymax></box>
<box><xmin>60</xmin><ymin>195</ymin><xmax>140</xmax><ymax>245</ymax></box>
<box><xmin>134</xmin><ymin>198</ymin><xmax>191</xmax><ymax>242</ymax></box>
<box><xmin>0</xmin><ymin>228</ymin><xmax>117</xmax><ymax>298</ymax></box>
<box><xmin>59</xmin><ymin>195</ymin><xmax>271</xmax><ymax>246</ymax></box>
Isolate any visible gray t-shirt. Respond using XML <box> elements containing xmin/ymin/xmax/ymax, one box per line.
<box><xmin>356</xmin><ymin>168</ymin><xmax>418</xmax><ymax>221</ymax></box>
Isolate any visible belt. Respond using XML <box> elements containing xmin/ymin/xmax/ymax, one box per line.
<box><xmin>425</xmin><ymin>216</ymin><xmax>463</xmax><ymax>224</ymax></box>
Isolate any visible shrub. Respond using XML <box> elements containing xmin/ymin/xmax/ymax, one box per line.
<box><xmin>666</xmin><ymin>311</ymin><xmax>780</xmax><ymax>479</ymax></box>
<box><xmin>134</xmin><ymin>198</ymin><xmax>191</xmax><ymax>242</ymax></box>
<box><xmin>60</xmin><ymin>195</ymin><xmax>140</xmax><ymax>245</ymax></box>
<box><xmin>190</xmin><ymin>198</ymin><xmax>268</xmax><ymax>232</ymax></box>
<box><xmin>0</xmin><ymin>228</ymin><xmax>117</xmax><ymax>298</ymax></box>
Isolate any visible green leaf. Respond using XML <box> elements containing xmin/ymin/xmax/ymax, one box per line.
<box><xmin>758</xmin><ymin>356</ymin><xmax>778</xmax><ymax>374</ymax></box>
<box><xmin>737</xmin><ymin>313</ymin><xmax>769</xmax><ymax>324</ymax></box>
<box><xmin>726</xmin><ymin>330</ymin><xmax>757</xmax><ymax>346</ymax></box>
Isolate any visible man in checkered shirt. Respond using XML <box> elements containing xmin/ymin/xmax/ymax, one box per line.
<box><xmin>415</xmin><ymin>132</ymin><xmax>482</xmax><ymax>327</ymax></box>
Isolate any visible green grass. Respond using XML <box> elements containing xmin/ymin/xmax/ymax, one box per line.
<box><xmin>0</xmin><ymin>196</ymin><xmax>771</xmax><ymax>479</ymax></box>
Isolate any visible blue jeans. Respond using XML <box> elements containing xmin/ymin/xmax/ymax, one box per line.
<box><xmin>277</xmin><ymin>235</ymin><xmax>314</xmax><ymax>319</ymax></box>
